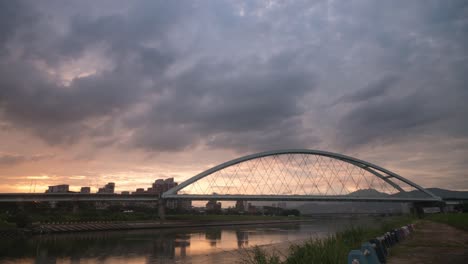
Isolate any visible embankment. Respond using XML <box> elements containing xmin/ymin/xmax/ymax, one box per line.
<box><xmin>33</xmin><ymin>219</ymin><xmax>312</xmax><ymax>234</ymax></box>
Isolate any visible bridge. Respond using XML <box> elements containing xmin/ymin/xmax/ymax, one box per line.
<box><xmin>0</xmin><ymin>193</ymin><xmax>159</xmax><ymax>203</ymax></box>
<box><xmin>0</xmin><ymin>149</ymin><xmax>442</xmax><ymax>204</ymax></box>
<box><xmin>162</xmin><ymin>149</ymin><xmax>441</xmax><ymax>202</ymax></box>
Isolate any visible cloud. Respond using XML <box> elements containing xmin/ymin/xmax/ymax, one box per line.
<box><xmin>331</xmin><ymin>75</ymin><xmax>398</xmax><ymax>106</ymax></box>
<box><xmin>0</xmin><ymin>153</ymin><xmax>54</xmax><ymax>166</ymax></box>
<box><xmin>127</xmin><ymin>55</ymin><xmax>316</xmax><ymax>152</ymax></box>
<box><xmin>0</xmin><ymin>1</ymin><xmax>178</xmax><ymax>144</ymax></box>
<box><xmin>0</xmin><ymin>0</ymin><xmax>467</xmax><ymax>191</ymax></box>
<box><xmin>336</xmin><ymin>79</ymin><xmax>468</xmax><ymax>148</ymax></box>
<box><xmin>0</xmin><ymin>1</ymin><xmax>37</xmax><ymax>51</ymax></box>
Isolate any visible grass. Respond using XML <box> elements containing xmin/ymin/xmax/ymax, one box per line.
<box><xmin>242</xmin><ymin>247</ymin><xmax>282</xmax><ymax>264</ymax></box>
<box><xmin>242</xmin><ymin>215</ymin><xmax>416</xmax><ymax>264</ymax></box>
<box><xmin>426</xmin><ymin>213</ymin><xmax>468</xmax><ymax>231</ymax></box>
<box><xmin>0</xmin><ymin>220</ymin><xmax>16</xmax><ymax>229</ymax></box>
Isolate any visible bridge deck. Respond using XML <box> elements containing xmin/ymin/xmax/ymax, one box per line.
<box><xmin>0</xmin><ymin>193</ymin><xmax>441</xmax><ymax>203</ymax></box>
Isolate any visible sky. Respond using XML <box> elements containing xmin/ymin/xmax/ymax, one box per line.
<box><xmin>0</xmin><ymin>0</ymin><xmax>467</xmax><ymax>193</ymax></box>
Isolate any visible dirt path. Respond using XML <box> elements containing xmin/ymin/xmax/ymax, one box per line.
<box><xmin>387</xmin><ymin>221</ymin><xmax>468</xmax><ymax>264</ymax></box>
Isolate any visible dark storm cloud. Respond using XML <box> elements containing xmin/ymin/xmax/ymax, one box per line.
<box><xmin>0</xmin><ymin>0</ymin><xmax>467</xmax><ymax>158</ymax></box>
<box><xmin>60</xmin><ymin>1</ymin><xmax>185</xmax><ymax>60</ymax></box>
<box><xmin>0</xmin><ymin>60</ymin><xmax>150</xmax><ymax>143</ymax></box>
<box><xmin>0</xmin><ymin>1</ymin><xmax>179</xmax><ymax>143</ymax></box>
<box><xmin>338</xmin><ymin>94</ymin><xmax>441</xmax><ymax>147</ymax></box>
<box><xmin>332</xmin><ymin>76</ymin><xmax>398</xmax><ymax>106</ymax></box>
<box><xmin>0</xmin><ymin>153</ymin><xmax>54</xmax><ymax>166</ymax></box>
<box><xmin>0</xmin><ymin>1</ymin><xmax>37</xmax><ymax>51</ymax></box>
<box><xmin>326</xmin><ymin>1</ymin><xmax>468</xmax><ymax>149</ymax></box>
<box><xmin>128</xmin><ymin>56</ymin><xmax>316</xmax><ymax>151</ymax></box>
<box><xmin>336</xmin><ymin>77</ymin><xmax>468</xmax><ymax>148</ymax></box>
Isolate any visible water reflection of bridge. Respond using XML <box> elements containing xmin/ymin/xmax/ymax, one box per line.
<box><xmin>13</xmin><ymin>227</ymin><xmax>258</xmax><ymax>262</ymax></box>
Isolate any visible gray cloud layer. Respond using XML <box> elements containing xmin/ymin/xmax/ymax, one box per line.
<box><xmin>0</xmin><ymin>0</ymin><xmax>467</xmax><ymax>189</ymax></box>
<box><xmin>0</xmin><ymin>153</ymin><xmax>54</xmax><ymax>166</ymax></box>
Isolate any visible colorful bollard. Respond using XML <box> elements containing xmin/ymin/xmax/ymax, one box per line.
<box><xmin>361</xmin><ymin>242</ymin><xmax>382</xmax><ymax>264</ymax></box>
<box><xmin>369</xmin><ymin>238</ymin><xmax>387</xmax><ymax>263</ymax></box>
<box><xmin>348</xmin><ymin>249</ymin><xmax>369</xmax><ymax>264</ymax></box>
<box><xmin>348</xmin><ymin>223</ymin><xmax>416</xmax><ymax>264</ymax></box>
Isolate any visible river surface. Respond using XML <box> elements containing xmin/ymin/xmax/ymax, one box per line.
<box><xmin>0</xmin><ymin>217</ymin><xmax>378</xmax><ymax>264</ymax></box>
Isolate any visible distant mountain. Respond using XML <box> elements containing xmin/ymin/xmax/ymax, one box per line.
<box><xmin>391</xmin><ymin>188</ymin><xmax>468</xmax><ymax>199</ymax></box>
<box><xmin>294</xmin><ymin>201</ymin><xmax>403</xmax><ymax>214</ymax></box>
<box><xmin>251</xmin><ymin>188</ymin><xmax>468</xmax><ymax>215</ymax></box>
<box><xmin>424</xmin><ymin>188</ymin><xmax>468</xmax><ymax>199</ymax></box>
<box><xmin>347</xmin><ymin>188</ymin><xmax>389</xmax><ymax>197</ymax></box>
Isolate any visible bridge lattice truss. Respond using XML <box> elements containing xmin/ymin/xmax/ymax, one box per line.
<box><xmin>163</xmin><ymin>150</ymin><xmax>440</xmax><ymax>202</ymax></box>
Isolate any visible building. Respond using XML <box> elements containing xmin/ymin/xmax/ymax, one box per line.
<box><xmin>145</xmin><ymin>178</ymin><xmax>179</xmax><ymax>195</ymax></box>
<box><xmin>133</xmin><ymin>188</ymin><xmax>145</xmax><ymax>194</ymax></box>
<box><xmin>97</xmin><ymin>182</ymin><xmax>115</xmax><ymax>194</ymax></box>
<box><xmin>121</xmin><ymin>191</ymin><xmax>130</xmax><ymax>195</ymax></box>
<box><xmin>247</xmin><ymin>203</ymin><xmax>257</xmax><ymax>214</ymax></box>
<box><xmin>206</xmin><ymin>200</ymin><xmax>222</xmax><ymax>212</ymax></box>
<box><xmin>151</xmin><ymin>178</ymin><xmax>178</xmax><ymax>194</ymax></box>
<box><xmin>276</xmin><ymin>202</ymin><xmax>287</xmax><ymax>209</ymax></box>
<box><xmin>166</xmin><ymin>199</ymin><xmax>192</xmax><ymax>211</ymax></box>
<box><xmin>46</xmin><ymin>184</ymin><xmax>69</xmax><ymax>193</ymax></box>
<box><xmin>235</xmin><ymin>200</ymin><xmax>248</xmax><ymax>212</ymax></box>
<box><xmin>80</xmin><ymin>187</ymin><xmax>91</xmax><ymax>193</ymax></box>
<box><xmin>151</xmin><ymin>179</ymin><xmax>165</xmax><ymax>194</ymax></box>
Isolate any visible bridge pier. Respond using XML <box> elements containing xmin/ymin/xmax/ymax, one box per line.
<box><xmin>16</xmin><ymin>202</ymin><xmax>25</xmax><ymax>212</ymax></box>
<box><xmin>72</xmin><ymin>202</ymin><xmax>79</xmax><ymax>214</ymax></box>
<box><xmin>158</xmin><ymin>199</ymin><xmax>166</xmax><ymax>222</ymax></box>
<box><xmin>411</xmin><ymin>201</ymin><xmax>446</xmax><ymax>217</ymax></box>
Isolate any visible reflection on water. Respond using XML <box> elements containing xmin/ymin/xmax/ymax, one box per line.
<box><xmin>0</xmin><ymin>218</ymin><xmax>377</xmax><ymax>264</ymax></box>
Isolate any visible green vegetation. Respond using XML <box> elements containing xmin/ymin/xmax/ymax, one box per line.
<box><xmin>243</xmin><ymin>246</ymin><xmax>282</xmax><ymax>264</ymax></box>
<box><xmin>31</xmin><ymin>211</ymin><xmax>160</xmax><ymax>223</ymax></box>
<box><xmin>0</xmin><ymin>219</ymin><xmax>16</xmax><ymax>229</ymax></box>
<box><xmin>0</xmin><ymin>202</ymin><xmax>160</xmax><ymax>225</ymax></box>
<box><xmin>242</xmin><ymin>216</ymin><xmax>416</xmax><ymax>264</ymax></box>
<box><xmin>426</xmin><ymin>213</ymin><xmax>468</xmax><ymax>231</ymax></box>
<box><xmin>0</xmin><ymin>201</ymin><xmax>303</xmax><ymax>227</ymax></box>
<box><xmin>0</xmin><ymin>200</ymin><xmax>303</xmax><ymax>227</ymax></box>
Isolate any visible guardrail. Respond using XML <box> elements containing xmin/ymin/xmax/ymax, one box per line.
<box><xmin>348</xmin><ymin>224</ymin><xmax>414</xmax><ymax>264</ymax></box>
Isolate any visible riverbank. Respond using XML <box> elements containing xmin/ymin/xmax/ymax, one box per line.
<box><xmin>32</xmin><ymin>219</ymin><xmax>313</xmax><ymax>234</ymax></box>
<box><xmin>241</xmin><ymin>215</ymin><xmax>416</xmax><ymax>263</ymax></box>
<box><xmin>387</xmin><ymin>220</ymin><xmax>468</xmax><ymax>263</ymax></box>
<box><xmin>241</xmin><ymin>213</ymin><xmax>468</xmax><ymax>264</ymax></box>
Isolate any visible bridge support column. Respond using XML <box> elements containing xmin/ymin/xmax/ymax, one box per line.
<box><xmin>16</xmin><ymin>202</ymin><xmax>25</xmax><ymax>212</ymax></box>
<box><xmin>438</xmin><ymin>201</ymin><xmax>447</xmax><ymax>213</ymax></box>
<box><xmin>158</xmin><ymin>199</ymin><xmax>166</xmax><ymax>222</ymax></box>
<box><xmin>412</xmin><ymin>201</ymin><xmax>446</xmax><ymax>217</ymax></box>
<box><xmin>411</xmin><ymin>202</ymin><xmax>425</xmax><ymax>218</ymax></box>
<box><xmin>72</xmin><ymin>202</ymin><xmax>79</xmax><ymax>214</ymax></box>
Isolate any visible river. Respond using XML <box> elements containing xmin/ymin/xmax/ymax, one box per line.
<box><xmin>0</xmin><ymin>217</ymin><xmax>378</xmax><ymax>264</ymax></box>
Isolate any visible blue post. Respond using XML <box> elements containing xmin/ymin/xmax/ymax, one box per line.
<box><xmin>361</xmin><ymin>242</ymin><xmax>381</xmax><ymax>264</ymax></box>
<box><xmin>348</xmin><ymin>250</ymin><xmax>369</xmax><ymax>264</ymax></box>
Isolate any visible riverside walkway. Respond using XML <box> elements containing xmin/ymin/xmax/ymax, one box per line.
<box><xmin>387</xmin><ymin>221</ymin><xmax>468</xmax><ymax>264</ymax></box>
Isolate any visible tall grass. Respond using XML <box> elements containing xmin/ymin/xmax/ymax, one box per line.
<box><xmin>426</xmin><ymin>213</ymin><xmax>468</xmax><ymax>231</ymax></box>
<box><xmin>242</xmin><ymin>216</ymin><xmax>416</xmax><ymax>264</ymax></box>
<box><xmin>242</xmin><ymin>246</ymin><xmax>282</xmax><ymax>264</ymax></box>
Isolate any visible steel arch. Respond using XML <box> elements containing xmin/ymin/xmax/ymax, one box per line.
<box><xmin>162</xmin><ymin>149</ymin><xmax>441</xmax><ymax>202</ymax></box>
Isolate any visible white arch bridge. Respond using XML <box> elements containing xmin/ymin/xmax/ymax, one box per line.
<box><xmin>162</xmin><ymin>149</ymin><xmax>441</xmax><ymax>202</ymax></box>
